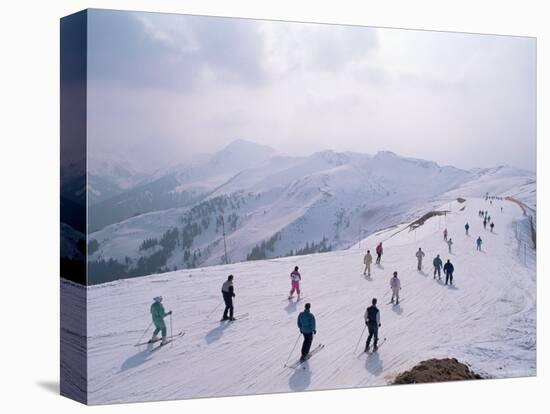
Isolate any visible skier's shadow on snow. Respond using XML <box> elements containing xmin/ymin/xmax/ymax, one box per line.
<box><xmin>285</xmin><ymin>300</ymin><xmax>298</xmax><ymax>314</ymax></box>
<box><xmin>289</xmin><ymin>361</ymin><xmax>311</xmax><ymax>391</ymax></box>
<box><xmin>120</xmin><ymin>346</ymin><xmax>153</xmax><ymax>372</ymax></box>
<box><xmin>418</xmin><ymin>270</ymin><xmax>428</xmax><ymax>277</ymax></box>
<box><xmin>366</xmin><ymin>352</ymin><xmax>383</xmax><ymax>376</ymax></box>
<box><xmin>376</xmin><ymin>263</ymin><xmax>385</xmax><ymax>270</ymax></box>
<box><xmin>205</xmin><ymin>322</ymin><xmax>230</xmax><ymax>344</ymax></box>
<box><xmin>392</xmin><ymin>304</ymin><xmax>403</xmax><ymax>315</ymax></box>
<box><xmin>446</xmin><ymin>284</ymin><xmax>459</xmax><ymax>291</ymax></box>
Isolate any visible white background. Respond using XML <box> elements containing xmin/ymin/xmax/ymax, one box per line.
<box><xmin>0</xmin><ymin>0</ymin><xmax>547</xmax><ymax>413</ymax></box>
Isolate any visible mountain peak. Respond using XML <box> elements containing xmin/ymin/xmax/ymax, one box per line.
<box><xmin>374</xmin><ymin>150</ymin><xmax>399</xmax><ymax>159</ymax></box>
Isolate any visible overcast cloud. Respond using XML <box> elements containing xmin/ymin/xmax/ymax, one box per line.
<box><xmin>87</xmin><ymin>9</ymin><xmax>536</xmax><ymax>172</ymax></box>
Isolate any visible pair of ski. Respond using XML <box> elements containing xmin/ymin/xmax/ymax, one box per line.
<box><xmin>285</xmin><ymin>344</ymin><xmax>325</xmax><ymax>370</ymax></box>
<box><xmin>219</xmin><ymin>313</ymin><xmax>249</xmax><ymax>322</ymax></box>
<box><xmin>357</xmin><ymin>337</ymin><xmax>387</xmax><ymax>358</ymax></box>
<box><xmin>284</xmin><ymin>296</ymin><xmax>305</xmax><ymax>302</ymax></box>
<box><xmin>134</xmin><ymin>331</ymin><xmax>186</xmax><ymax>352</ymax></box>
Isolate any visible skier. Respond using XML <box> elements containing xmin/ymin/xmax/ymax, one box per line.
<box><xmin>501</xmin><ymin>206</ymin><xmax>503</xmax><ymax>213</ymax></box>
<box><xmin>443</xmin><ymin>228</ymin><xmax>448</xmax><ymax>241</ymax></box>
<box><xmin>433</xmin><ymin>254</ymin><xmax>443</xmax><ymax>280</ymax></box>
<box><xmin>375</xmin><ymin>242</ymin><xmax>383</xmax><ymax>264</ymax></box>
<box><xmin>149</xmin><ymin>296</ymin><xmax>172</xmax><ymax>345</ymax></box>
<box><xmin>221</xmin><ymin>274</ymin><xmax>236</xmax><ymax>321</ymax></box>
<box><xmin>446</xmin><ymin>237</ymin><xmax>453</xmax><ymax>253</ymax></box>
<box><xmin>483</xmin><ymin>218</ymin><xmax>487</xmax><ymax>230</ymax></box>
<box><xmin>443</xmin><ymin>259</ymin><xmax>455</xmax><ymax>285</ymax></box>
<box><xmin>416</xmin><ymin>248</ymin><xmax>425</xmax><ymax>271</ymax></box>
<box><xmin>476</xmin><ymin>236</ymin><xmax>483</xmax><ymax>251</ymax></box>
<box><xmin>364</xmin><ymin>298</ymin><xmax>381</xmax><ymax>352</ymax></box>
<box><xmin>390</xmin><ymin>271</ymin><xmax>401</xmax><ymax>304</ymax></box>
<box><xmin>288</xmin><ymin>266</ymin><xmax>302</xmax><ymax>300</ymax></box>
<box><xmin>465</xmin><ymin>222</ymin><xmax>470</xmax><ymax>235</ymax></box>
<box><xmin>363</xmin><ymin>250</ymin><xmax>373</xmax><ymax>276</ymax></box>
<box><xmin>490</xmin><ymin>222</ymin><xmax>495</xmax><ymax>232</ymax></box>
<box><xmin>297</xmin><ymin>303</ymin><xmax>317</xmax><ymax>362</ymax></box>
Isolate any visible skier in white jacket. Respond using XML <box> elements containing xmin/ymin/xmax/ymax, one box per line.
<box><xmin>416</xmin><ymin>248</ymin><xmax>425</xmax><ymax>271</ymax></box>
<box><xmin>363</xmin><ymin>250</ymin><xmax>373</xmax><ymax>276</ymax></box>
<box><xmin>390</xmin><ymin>271</ymin><xmax>401</xmax><ymax>305</ymax></box>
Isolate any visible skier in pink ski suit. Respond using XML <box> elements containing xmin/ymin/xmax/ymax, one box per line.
<box><xmin>289</xmin><ymin>266</ymin><xmax>302</xmax><ymax>299</ymax></box>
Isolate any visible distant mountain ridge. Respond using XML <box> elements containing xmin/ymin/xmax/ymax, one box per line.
<box><xmin>84</xmin><ymin>140</ymin><xmax>534</xmax><ymax>284</ymax></box>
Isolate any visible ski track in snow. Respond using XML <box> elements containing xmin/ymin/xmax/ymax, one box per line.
<box><xmin>64</xmin><ymin>197</ymin><xmax>535</xmax><ymax>404</ymax></box>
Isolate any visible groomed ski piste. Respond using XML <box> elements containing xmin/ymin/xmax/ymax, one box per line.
<box><xmin>62</xmin><ymin>193</ymin><xmax>535</xmax><ymax>404</ymax></box>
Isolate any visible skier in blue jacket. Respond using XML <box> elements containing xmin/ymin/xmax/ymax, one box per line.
<box><xmin>297</xmin><ymin>303</ymin><xmax>317</xmax><ymax>362</ymax></box>
<box><xmin>149</xmin><ymin>296</ymin><xmax>172</xmax><ymax>345</ymax></box>
<box><xmin>433</xmin><ymin>254</ymin><xmax>443</xmax><ymax>279</ymax></box>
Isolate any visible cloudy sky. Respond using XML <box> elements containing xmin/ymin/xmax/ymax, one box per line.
<box><xmin>87</xmin><ymin>9</ymin><xmax>536</xmax><ymax>172</ymax></box>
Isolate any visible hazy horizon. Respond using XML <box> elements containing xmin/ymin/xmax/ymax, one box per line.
<box><xmin>86</xmin><ymin>10</ymin><xmax>536</xmax><ymax>174</ymax></box>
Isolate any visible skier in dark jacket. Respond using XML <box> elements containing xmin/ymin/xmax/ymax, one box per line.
<box><xmin>221</xmin><ymin>275</ymin><xmax>236</xmax><ymax>321</ymax></box>
<box><xmin>490</xmin><ymin>222</ymin><xmax>495</xmax><ymax>232</ymax></box>
<box><xmin>476</xmin><ymin>236</ymin><xmax>483</xmax><ymax>251</ymax></box>
<box><xmin>465</xmin><ymin>222</ymin><xmax>470</xmax><ymax>235</ymax></box>
<box><xmin>483</xmin><ymin>218</ymin><xmax>487</xmax><ymax>230</ymax></box>
<box><xmin>443</xmin><ymin>260</ymin><xmax>454</xmax><ymax>285</ymax></box>
<box><xmin>364</xmin><ymin>298</ymin><xmax>381</xmax><ymax>352</ymax></box>
<box><xmin>433</xmin><ymin>254</ymin><xmax>443</xmax><ymax>279</ymax></box>
<box><xmin>297</xmin><ymin>303</ymin><xmax>316</xmax><ymax>362</ymax></box>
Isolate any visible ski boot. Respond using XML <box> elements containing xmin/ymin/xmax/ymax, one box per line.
<box><xmin>148</xmin><ymin>336</ymin><xmax>159</xmax><ymax>343</ymax></box>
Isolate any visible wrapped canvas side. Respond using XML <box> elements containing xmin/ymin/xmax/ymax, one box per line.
<box><xmin>60</xmin><ymin>10</ymin><xmax>88</xmax><ymax>404</ymax></box>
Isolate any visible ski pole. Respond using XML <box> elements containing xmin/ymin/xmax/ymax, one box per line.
<box><xmin>135</xmin><ymin>320</ymin><xmax>153</xmax><ymax>346</ymax></box>
<box><xmin>353</xmin><ymin>324</ymin><xmax>367</xmax><ymax>353</ymax></box>
<box><xmin>284</xmin><ymin>333</ymin><xmax>301</xmax><ymax>367</ymax></box>
<box><xmin>170</xmin><ymin>313</ymin><xmax>173</xmax><ymax>338</ymax></box>
<box><xmin>205</xmin><ymin>302</ymin><xmax>223</xmax><ymax>319</ymax></box>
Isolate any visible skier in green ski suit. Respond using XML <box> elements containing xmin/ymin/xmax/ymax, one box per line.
<box><xmin>149</xmin><ymin>296</ymin><xmax>172</xmax><ymax>345</ymax></box>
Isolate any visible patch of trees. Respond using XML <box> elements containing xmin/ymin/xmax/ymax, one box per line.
<box><xmin>139</xmin><ymin>238</ymin><xmax>158</xmax><ymax>251</ymax></box>
<box><xmin>247</xmin><ymin>233</ymin><xmax>281</xmax><ymax>260</ymax></box>
<box><xmin>88</xmin><ymin>258</ymin><xmax>127</xmax><ymax>285</ymax></box>
<box><xmin>89</xmin><ymin>192</ymin><xmax>252</xmax><ymax>284</ymax></box>
<box><xmin>287</xmin><ymin>236</ymin><xmax>332</xmax><ymax>257</ymax></box>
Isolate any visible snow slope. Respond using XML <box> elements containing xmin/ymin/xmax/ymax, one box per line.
<box><xmin>63</xmin><ymin>195</ymin><xmax>535</xmax><ymax>404</ymax></box>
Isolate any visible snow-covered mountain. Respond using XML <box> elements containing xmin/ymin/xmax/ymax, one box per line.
<box><xmin>87</xmin><ymin>156</ymin><xmax>156</xmax><ymax>205</ymax></box>
<box><xmin>87</xmin><ymin>142</ymin><xmax>535</xmax><ymax>285</ymax></box>
<box><xmin>88</xmin><ymin>140</ymin><xmax>276</xmax><ymax>231</ymax></box>
<box><xmin>61</xmin><ymin>193</ymin><xmax>536</xmax><ymax>404</ymax></box>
